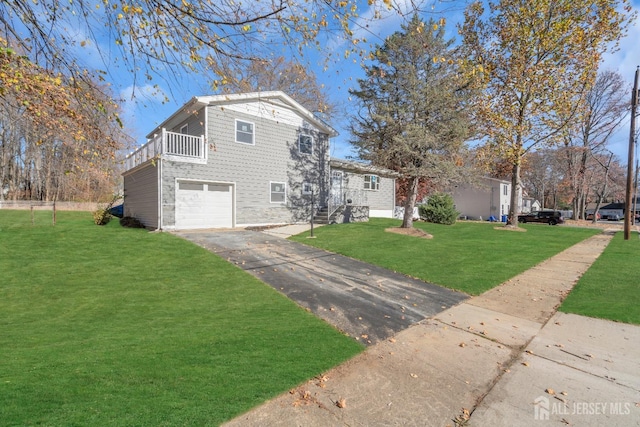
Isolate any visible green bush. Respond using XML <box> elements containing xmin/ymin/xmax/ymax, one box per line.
<box><xmin>418</xmin><ymin>193</ymin><xmax>458</xmax><ymax>225</ymax></box>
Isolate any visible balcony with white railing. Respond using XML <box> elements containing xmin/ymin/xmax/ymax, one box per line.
<box><xmin>124</xmin><ymin>129</ymin><xmax>206</xmax><ymax>171</ymax></box>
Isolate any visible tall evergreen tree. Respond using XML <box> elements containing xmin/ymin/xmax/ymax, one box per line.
<box><xmin>349</xmin><ymin>15</ymin><xmax>476</xmax><ymax>228</ymax></box>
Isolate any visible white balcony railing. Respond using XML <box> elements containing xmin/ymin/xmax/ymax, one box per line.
<box><xmin>125</xmin><ymin>129</ymin><xmax>206</xmax><ymax>171</ymax></box>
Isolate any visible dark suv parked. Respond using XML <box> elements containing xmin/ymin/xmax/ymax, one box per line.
<box><xmin>517</xmin><ymin>210</ymin><xmax>564</xmax><ymax>225</ymax></box>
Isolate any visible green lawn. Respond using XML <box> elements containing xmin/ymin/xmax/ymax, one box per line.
<box><xmin>560</xmin><ymin>231</ymin><xmax>640</xmax><ymax>325</ymax></box>
<box><xmin>0</xmin><ymin>210</ymin><xmax>363</xmax><ymax>426</ymax></box>
<box><xmin>291</xmin><ymin>218</ymin><xmax>601</xmax><ymax>295</ymax></box>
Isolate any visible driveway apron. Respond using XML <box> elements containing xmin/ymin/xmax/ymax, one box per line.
<box><xmin>175</xmin><ymin>230</ymin><xmax>468</xmax><ymax>345</ymax></box>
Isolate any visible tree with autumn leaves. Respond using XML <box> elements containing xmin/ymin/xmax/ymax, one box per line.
<box><xmin>0</xmin><ymin>0</ymin><xmax>410</xmax><ymax>201</ymax></box>
<box><xmin>0</xmin><ymin>40</ymin><xmax>130</xmax><ymax>201</ymax></box>
<box><xmin>460</xmin><ymin>0</ymin><xmax>635</xmax><ymax>227</ymax></box>
<box><xmin>1</xmin><ymin>0</ymin><xmax>407</xmax><ymax>91</ymax></box>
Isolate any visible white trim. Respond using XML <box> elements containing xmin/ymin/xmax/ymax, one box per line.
<box><xmin>146</xmin><ymin>91</ymin><xmax>338</xmax><ymax>140</ymax></box>
<box><xmin>302</xmin><ymin>182</ymin><xmax>313</xmax><ymax>195</ymax></box>
<box><xmin>298</xmin><ymin>134</ymin><xmax>313</xmax><ymax>155</ymax></box>
<box><xmin>180</xmin><ymin>123</ymin><xmax>188</xmax><ymax>134</ymax></box>
<box><xmin>270</xmin><ymin>181</ymin><xmax>287</xmax><ymax>204</ymax></box>
<box><xmin>370</xmin><ymin>209</ymin><xmax>394</xmax><ymax>218</ymax></box>
<box><xmin>235</xmin><ymin>119</ymin><xmax>255</xmax><ymax>145</ymax></box>
<box><xmin>204</xmin><ymin>104</ymin><xmax>209</xmax><ymax>161</ymax></box>
<box><xmin>364</xmin><ymin>174</ymin><xmax>380</xmax><ymax>191</ymax></box>
<box><xmin>158</xmin><ymin>158</ymin><xmax>163</xmax><ymax>230</ymax></box>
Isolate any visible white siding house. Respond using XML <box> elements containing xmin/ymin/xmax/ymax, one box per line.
<box><xmin>451</xmin><ymin>177</ymin><xmax>512</xmax><ymax>221</ymax></box>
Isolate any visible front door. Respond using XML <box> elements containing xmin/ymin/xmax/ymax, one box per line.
<box><xmin>330</xmin><ymin>170</ymin><xmax>343</xmax><ymax>207</ymax></box>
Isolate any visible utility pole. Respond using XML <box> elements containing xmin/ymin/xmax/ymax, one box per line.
<box><xmin>625</xmin><ymin>66</ymin><xmax>639</xmax><ymax>240</ymax></box>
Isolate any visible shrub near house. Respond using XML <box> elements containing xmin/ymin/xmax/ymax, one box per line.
<box><xmin>419</xmin><ymin>193</ymin><xmax>459</xmax><ymax>225</ymax></box>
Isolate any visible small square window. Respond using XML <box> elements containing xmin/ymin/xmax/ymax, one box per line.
<box><xmin>302</xmin><ymin>182</ymin><xmax>312</xmax><ymax>195</ymax></box>
<box><xmin>270</xmin><ymin>182</ymin><xmax>286</xmax><ymax>203</ymax></box>
<box><xmin>180</xmin><ymin>124</ymin><xmax>188</xmax><ymax>134</ymax></box>
<box><xmin>364</xmin><ymin>175</ymin><xmax>379</xmax><ymax>191</ymax></box>
<box><xmin>299</xmin><ymin>135</ymin><xmax>313</xmax><ymax>155</ymax></box>
<box><xmin>236</xmin><ymin>120</ymin><xmax>254</xmax><ymax>145</ymax></box>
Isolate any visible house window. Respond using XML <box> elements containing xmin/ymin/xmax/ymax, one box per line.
<box><xmin>236</xmin><ymin>120</ymin><xmax>254</xmax><ymax>145</ymax></box>
<box><xmin>503</xmin><ymin>184</ymin><xmax>508</xmax><ymax>196</ymax></box>
<box><xmin>299</xmin><ymin>135</ymin><xmax>313</xmax><ymax>155</ymax></box>
<box><xmin>364</xmin><ymin>175</ymin><xmax>379</xmax><ymax>191</ymax></box>
<box><xmin>180</xmin><ymin>124</ymin><xmax>188</xmax><ymax>134</ymax></box>
<box><xmin>302</xmin><ymin>182</ymin><xmax>312</xmax><ymax>195</ymax></box>
<box><xmin>179</xmin><ymin>182</ymin><xmax>203</xmax><ymax>191</ymax></box>
<box><xmin>270</xmin><ymin>182</ymin><xmax>286</xmax><ymax>203</ymax></box>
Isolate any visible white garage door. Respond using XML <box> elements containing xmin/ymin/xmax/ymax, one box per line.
<box><xmin>175</xmin><ymin>181</ymin><xmax>233</xmax><ymax>229</ymax></box>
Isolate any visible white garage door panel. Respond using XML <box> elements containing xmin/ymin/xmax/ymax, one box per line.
<box><xmin>176</xmin><ymin>181</ymin><xmax>233</xmax><ymax>229</ymax></box>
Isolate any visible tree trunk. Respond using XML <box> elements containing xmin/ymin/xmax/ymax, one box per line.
<box><xmin>401</xmin><ymin>176</ymin><xmax>419</xmax><ymax>228</ymax></box>
<box><xmin>508</xmin><ymin>161</ymin><xmax>521</xmax><ymax>227</ymax></box>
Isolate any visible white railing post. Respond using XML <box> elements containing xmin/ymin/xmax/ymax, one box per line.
<box><xmin>161</xmin><ymin>128</ymin><xmax>167</xmax><ymax>155</ymax></box>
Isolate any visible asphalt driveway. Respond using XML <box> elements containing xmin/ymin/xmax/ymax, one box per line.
<box><xmin>176</xmin><ymin>230</ymin><xmax>468</xmax><ymax>345</ymax></box>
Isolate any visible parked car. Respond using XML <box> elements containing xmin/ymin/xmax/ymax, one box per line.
<box><xmin>586</xmin><ymin>212</ymin><xmax>601</xmax><ymax>220</ymax></box>
<box><xmin>517</xmin><ymin>210</ymin><xmax>565</xmax><ymax>225</ymax></box>
<box><xmin>607</xmin><ymin>214</ymin><xmax>621</xmax><ymax>221</ymax></box>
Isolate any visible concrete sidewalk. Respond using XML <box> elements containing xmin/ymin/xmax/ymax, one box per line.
<box><xmin>224</xmin><ymin>229</ymin><xmax>640</xmax><ymax>426</ymax></box>
<box><xmin>260</xmin><ymin>223</ymin><xmax>324</xmax><ymax>238</ymax></box>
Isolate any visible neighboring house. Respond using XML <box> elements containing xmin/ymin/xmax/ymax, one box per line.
<box><xmin>451</xmin><ymin>177</ymin><xmax>513</xmax><ymax>221</ymax></box>
<box><xmin>122</xmin><ymin>91</ymin><xmax>396</xmax><ymax>230</ymax></box>
<box><xmin>589</xmin><ymin>199</ymin><xmax>640</xmax><ymax>220</ymax></box>
<box><xmin>598</xmin><ymin>202</ymin><xmax>625</xmax><ymax>220</ymax></box>
<box><xmin>521</xmin><ymin>194</ymin><xmax>540</xmax><ymax>213</ymax></box>
<box><xmin>328</xmin><ymin>159</ymin><xmax>397</xmax><ymax>220</ymax></box>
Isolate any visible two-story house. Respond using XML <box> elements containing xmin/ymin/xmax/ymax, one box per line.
<box><xmin>122</xmin><ymin>91</ymin><xmax>396</xmax><ymax>230</ymax></box>
<box><xmin>451</xmin><ymin>177</ymin><xmax>512</xmax><ymax>221</ymax></box>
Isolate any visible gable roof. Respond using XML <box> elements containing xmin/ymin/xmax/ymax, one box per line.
<box><xmin>146</xmin><ymin>91</ymin><xmax>338</xmax><ymax>139</ymax></box>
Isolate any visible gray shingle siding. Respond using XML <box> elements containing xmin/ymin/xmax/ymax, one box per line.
<box><xmin>335</xmin><ymin>169</ymin><xmax>395</xmax><ymax>212</ymax></box>
<box><xmin>167</xmin><ymin>108</ymin><xmax>205</xmax><ymax>137</ymax></box>
<box><xmin>158</xmin><ymin>106</ymin><xmax>330</xmax><ymax>227</ymax></box>
<box><xmin>123</xmin><ymin>163</ymin><xmax>159</xmax><ymax>229</ymax></box>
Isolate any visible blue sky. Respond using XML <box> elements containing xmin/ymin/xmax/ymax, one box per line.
<box><xmin>106</xmin><ymin>0</ymin><xmax>640</xmax><ymax>163</ymax></box>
